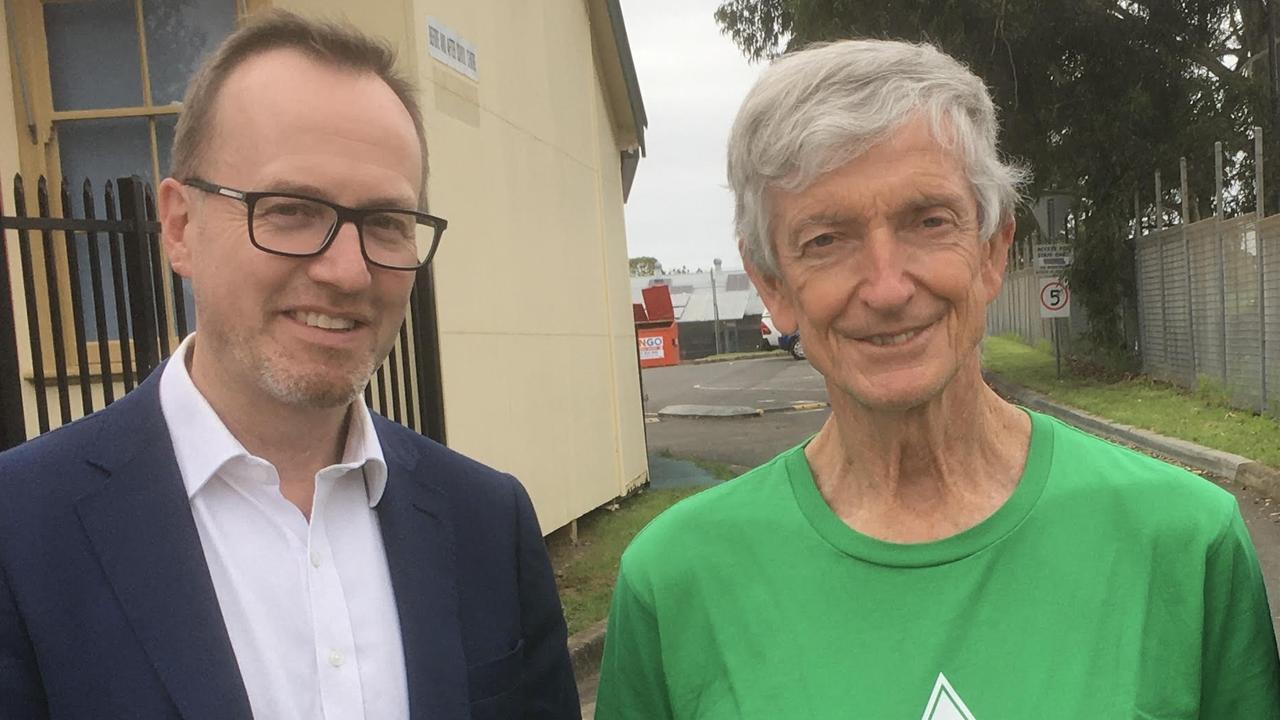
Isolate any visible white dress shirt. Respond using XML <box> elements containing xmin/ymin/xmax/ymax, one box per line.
<box><xmin>159</xmin><ymin>334</ymin><xmax>410</xmax><ymax>720</ymax></box>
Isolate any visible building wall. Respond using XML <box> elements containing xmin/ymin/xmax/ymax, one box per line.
<box><xmin>1</xmin><ymin>0</ymin><xmax>647</xmax><ymax>533</ymax></box>
<box><xmin>391</xmin><ymin>0</ymin><xmax>648</xmax><ymax>531</ymax></box>
<box><xmin>0</xmin><ymin>5</ymin><xmax>42</xmax><ymax>441</ymax></box>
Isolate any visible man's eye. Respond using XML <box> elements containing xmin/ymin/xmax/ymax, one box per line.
<box><xmin>806</xmin><ymin>234</ymin><xmax>837</xmax><ymax>249</ymax></box>
<box><xmin>263</xmin><ymin>202</ymin><xmax>318</xmax><ymax>218</ymax></box>
<box><xmin>921</xmin><ymin>216</ymin><xmax>948</xmax><ymax>228</ymax></box>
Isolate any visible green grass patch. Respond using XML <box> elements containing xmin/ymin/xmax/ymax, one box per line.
<box><xmin>655</xmin><ymin>448</ymin><xmax>738</xmax><ymax>481</ymax></box>
<box><xmin>983</xmin><ymin>335</ymin><xmax>1280</xmax><ymax>468</ymax></box>
<box><xmin>549</xmin><ymin>487</ymin><xmax>703</xmax><ymax>635</ymax></box>
<box><xmin>688</xmin><ymin>457</ymin><xmax>738</xmax><ymax>481</ymax></box>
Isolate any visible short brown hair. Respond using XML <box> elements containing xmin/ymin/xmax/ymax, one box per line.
<box><xmin>170</xmin><ymin>9</ymin><xmax>429</xmax><ymax>205</ymax></box>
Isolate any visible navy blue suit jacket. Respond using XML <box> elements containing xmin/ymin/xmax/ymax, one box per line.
<box><xmin>0</xmin><ymin>367</ymin><xmax>580</xmax><ymax>719</ymax></box>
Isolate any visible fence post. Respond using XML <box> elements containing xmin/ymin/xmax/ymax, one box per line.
<box><xmin>1257</xmin><ymin>127</ymin><xmax>1269</xmax><ymax>408</ymax></box>
<box><xmin>410</xmin><ymin>268</ymin><xmax>446</xmax><ymax>444</ymax></box>
<box><xmin>36</xmin><ymin>178</ymin><xmax>71</xmax><ymax>427</ymax></box>
<box><xmin>116</xmin><ymin>176</ymin><xmax>160</xmax><ymax>382</ymax></box>
<box><xmin>1134</xmin><ymin>190</ymin><xmax>1144</xmax><ymax>362</ymax></box>
<box><xmin>1156</xmin><ymin>171</ymin><xmax>1168</xmax><ymax>369</ymax></box>
<box><xmin>1181</xmin><ymin>157</ymin><xmax>1196</xmax><ymax>386</ymax></box>
<box><xmin>1216</xmin><ymin>141</ymin><xmax>1228</xmax><ymax>387</ymax></box>
<box><xmin>0</xmin><ymin>183</ymin><xmax>27</xmax><ymax>451</ymax></box>
<box><xmin>1155</xmin><ymin>170</ymin><xmax>1164</xmax><ymax>230</ymax></box>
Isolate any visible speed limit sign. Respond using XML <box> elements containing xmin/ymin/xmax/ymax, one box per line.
<box><xmin>1039</xmin><ymin>278</ymin><xmax>1070</xmax><ymax>318</ymax></box>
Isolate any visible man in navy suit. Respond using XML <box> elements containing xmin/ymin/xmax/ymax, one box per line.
<box><xmin>0</xmin><ymin>10</ymin><xmax>579</xmax><ymax>719</ymax></box>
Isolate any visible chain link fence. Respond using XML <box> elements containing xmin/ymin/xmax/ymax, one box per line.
<box><xmin>989</xmin><ymin>214</ymin><xmax>1280</xmax><ymax>420</ymax></box>
<box><xmin>1136</xmin><ymin>214</ymin><xmax>1280</xmax><ymax>415</ymax></box>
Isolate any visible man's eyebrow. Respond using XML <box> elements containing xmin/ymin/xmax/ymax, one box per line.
<box><xmin>261</xmin><ymin>180</ymin><xmax>328</xmax><ymax>198</ymax></box>
<box><xmin>897</xmin><ymin>191</ymin><xmax>969</xmax><ymax>213</ymax></box>
<box><xmin>788</xmin><ymin>210</ymin><xmax>860</xmax><ymax>239</ymax></box>
<box><xmin>260</xmin><ymin>180</ymin><xmax>418</xmax><ymax>210</ymax></box>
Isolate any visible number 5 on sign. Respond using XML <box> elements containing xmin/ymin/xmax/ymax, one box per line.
<box><xmin>1038</xmin><ymin>278</ymin><xmax>1071</xmax><ymax>318</ymax></box>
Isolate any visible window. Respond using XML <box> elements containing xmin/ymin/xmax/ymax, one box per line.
<box><xmin>7</xmin><ymin>0</ymin><xmax>246</xmax><ymax>348</ymax></box>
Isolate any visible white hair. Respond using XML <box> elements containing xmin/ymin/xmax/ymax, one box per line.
<box><xmin>728</xmin><ymin>39</ymin><xmax>1029</xmax><ymax>277</ymax></box>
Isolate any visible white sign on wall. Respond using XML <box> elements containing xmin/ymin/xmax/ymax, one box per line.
<box><xmin>1038</xmin><ymin>277</ymin><xmax>1071</xmax><ymax>318</ymax></box>
<box><xmin>1034</xmin><ymin>242</ymin><xmax>1072</xmax><ymax>318</ymax></box>
<box><xmin>639</xmin><ymin>336</ymin><xmax>664</xmax><ymax>361</ymax></box>
<box><xmin>427</xmin><ymin>17</ymin><xmax>478</xmax><ymax>81</ymax></box>
<box><xmin>1033</xmin><ymin>243</ymin><xmax>1073</xmax><ymax>274</ymax></box>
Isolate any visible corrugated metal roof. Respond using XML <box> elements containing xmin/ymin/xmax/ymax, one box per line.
<box><xmin>678</xmin><ymin>291</ymin><xmax>756</xmax><ymax>322</ymax></box>
<box><xmin>630</xmin><ymin>271</ymin><xmax>763</xmax><ymax>323</ymax></box>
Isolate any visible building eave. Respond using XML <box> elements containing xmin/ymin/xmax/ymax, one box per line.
<box><xmin>587</xmin><ymin>0</ymin><xmax>648</xmax><ymax>157</ymax></box>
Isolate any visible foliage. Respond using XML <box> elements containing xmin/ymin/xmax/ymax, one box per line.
<box><xmin>715</xmin><ymin>0</ymin><xmax>1278</xmax><ymax>356</ymax></box>
<box><xmin>629</xmin><ymin>256</ymin><xmax>664</xmax><ymax>277</ymax></box>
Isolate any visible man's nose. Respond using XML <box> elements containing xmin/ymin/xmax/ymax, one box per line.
<box><xmin>857</xmin><ymin>228</ymin><xmax>914</xmax><ymax>311</ymax></box>
<box><xmin>307</xmin><ymin>220</ymin><xmax>373</xmax><ymax>292</ymax></box>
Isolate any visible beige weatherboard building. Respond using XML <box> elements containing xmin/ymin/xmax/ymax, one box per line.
<box><xmin>0</xmin><ymin>0</ymin><xmax>650</xmax><ymax>534</ymax></box>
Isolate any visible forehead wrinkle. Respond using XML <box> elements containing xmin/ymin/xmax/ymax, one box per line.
<box><xmin>896</xmin><ymin>189</ymin><xmax>973</xmax><ymax>214</ymax></box>
<box><xmin>256</xmin><ymin>178</ymin><xmax>417</xmax><ymax>210</ymax></box>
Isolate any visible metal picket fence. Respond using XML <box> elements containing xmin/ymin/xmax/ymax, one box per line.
<box><xmin>0</xmin><ymin>173</ymin><xmax>447</xmax><ymax>451</ymax></box>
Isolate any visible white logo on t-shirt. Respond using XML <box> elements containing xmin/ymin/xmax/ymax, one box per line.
<box><xmin>921</xmin><ymin>673</ymin><xmax>976</xmax><ymax>720</ymax></box>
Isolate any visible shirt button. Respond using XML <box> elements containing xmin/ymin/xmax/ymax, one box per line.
<box><xmin>328</xmin><ymin>650</ymin><xmax>344</xmax><ymax>667</ymax></box>
<box><xmin>310</xmin><ymin>551</ymin><xmax>322</xmax><ymax>568</ymax></box>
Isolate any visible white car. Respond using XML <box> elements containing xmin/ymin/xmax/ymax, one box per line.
<box><xmin>760</xmin><ymin>312</ymin><xmax>782</xmax><ymax>349</ymax></box>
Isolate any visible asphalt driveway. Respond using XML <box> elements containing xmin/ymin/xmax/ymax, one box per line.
<box><xmin>642</xmin><ymin>355</ymin><xmax>827</xmax><ymax>414</ymax></box>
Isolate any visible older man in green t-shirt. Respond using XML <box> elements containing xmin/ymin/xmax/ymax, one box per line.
<box><xmin>595</xmin><ymin>39</ymin><xmax>1280</xmax><ymax>719</ymax></box>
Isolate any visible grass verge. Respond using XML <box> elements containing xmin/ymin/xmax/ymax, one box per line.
<box><xmin>549</xmin><ymin>452</ymin><xmax>745</xmax><ymax>636</ymax></box>
<box><xmin>690</xmin><ymin>349</ymin><xmax>788</xmax><ymax>364</ymax></box>
<box><xmin>983</xmin><ymin>335</ymin><xmax>1280</xmax><ymax>468</ymax></box>
<box><xmin>549</xmin><ymin>487</ymin><xmax>702</xmax><ymax>636</ymax></box>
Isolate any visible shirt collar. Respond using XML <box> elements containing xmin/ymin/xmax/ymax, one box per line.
<box><xmin>159</xmin><ymin>333</ymin><xmax>388</xmax><ymax>506</ymax></box>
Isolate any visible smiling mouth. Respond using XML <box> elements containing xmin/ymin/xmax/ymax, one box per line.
<box><xmin>289</xmin><ymin>310</ymin><xmax>358</xmax><ymax>331</ymax></box>
<box><xmin>862</xmin><ymin>322</ymin><xmax>933</xmax><ymax>347</ymax></box>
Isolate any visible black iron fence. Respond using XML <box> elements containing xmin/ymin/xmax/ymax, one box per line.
<box><xmin>0</xmin><ymin>173</ymin><xmax>445</xmax><ymax>451</ymax></box>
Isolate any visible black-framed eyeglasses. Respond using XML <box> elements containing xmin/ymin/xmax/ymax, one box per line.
<box><xmin>183</xmin><ymin>178</ymin><xmax>447</xmax><ymax>271</ymax></box>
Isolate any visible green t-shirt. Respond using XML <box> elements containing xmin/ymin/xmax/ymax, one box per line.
<box><xmin>595</xmin><ymin>410</ymin><xmax>1280</xmax><ymax>719</ymax></box>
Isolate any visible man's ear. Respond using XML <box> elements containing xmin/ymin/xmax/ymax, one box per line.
<box><xmin>980</xmin><ymin>217</ymin><xmax>1016</xmax><ymax>303</ymax></box>
<box><xmin>741</xmin><ymin>239</ymin><xmax>800</xmax><ymax>334</ymax></box>
<box><xmin>158</xmin><ymin>178</ymin><xmax>194</xmax><ymax>278</ymax></box>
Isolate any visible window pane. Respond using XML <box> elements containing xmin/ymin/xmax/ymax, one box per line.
<box><xmin>45</xmin><ymin>0</ymin><xmax>144</xmax><ymax>111</ymax></box>
<box><xmin>143</xmin><ymin>0</ymin><xmax>236</xmax><ymax>105</ymax></box>
<box><xmin>56</xmin><ymin>117</ymin><xmax>153</xmax><ymax>190</ymax></box>
<box><xmin>57</xmin><ymin>118</ymin><xmax>153</xmax><ymax>341</ymax></box>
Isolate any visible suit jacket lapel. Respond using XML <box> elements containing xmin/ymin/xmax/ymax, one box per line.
<box><xmin>377</xmin><ymin>424</ymin><xmax>470</xmax><ymax>719</ymax></box>
<box><xmin>76</xmin><ymin>371</ymin><xmax>253</xmax><ymax>720</ymax></box>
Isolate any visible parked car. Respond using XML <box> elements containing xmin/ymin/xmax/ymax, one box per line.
<box><xmin>779</xmin><ymin>332</ymin><xmax>806</xmax><ymax>360</ymax></box>
<box><xmin>760</xmin><ymin>312</ymin><xmax>782</xmax><ymax>349</ymax></box>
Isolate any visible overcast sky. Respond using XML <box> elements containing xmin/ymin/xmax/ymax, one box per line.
<box><xmin>618</xmin><ymin>0</ymin><xmax>765</xmax><ymax>273</ymax></box>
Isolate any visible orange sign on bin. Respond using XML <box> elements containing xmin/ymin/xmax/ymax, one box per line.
<box><xmin>635</xmin><ymin>285</ymin><xmax>680</xmax><ymax>368</ymax></box>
